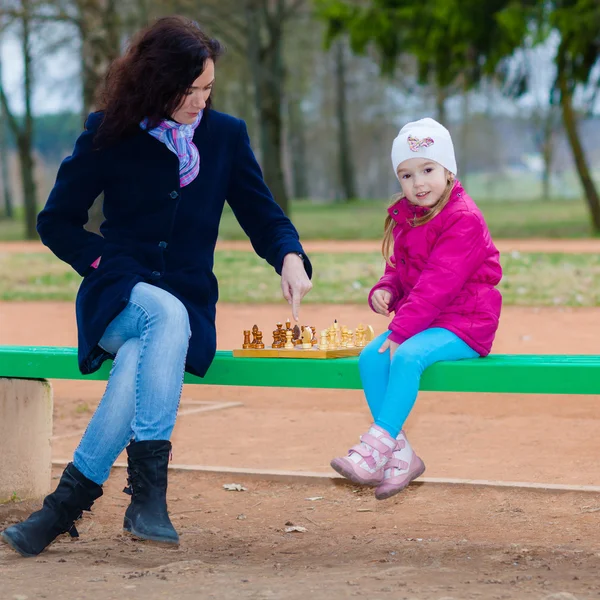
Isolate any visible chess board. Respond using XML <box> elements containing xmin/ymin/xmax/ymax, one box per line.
<box><xmin>232</xmin><ymin>346</ymin><xmax>362</xmax><ymax>359</ymax></box>
<box><xmin>234</xmin><ymin>319</ymin><xmax>374</xmax><ymax>359</ymax></box>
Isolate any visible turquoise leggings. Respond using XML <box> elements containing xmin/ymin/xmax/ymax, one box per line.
<box><xmin>359</xmin><ymin>328</ymin><xmax>479</xmax><ymax>437</ymax></box>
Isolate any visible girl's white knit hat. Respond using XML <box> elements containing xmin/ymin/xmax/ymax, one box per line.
<box><xmin>391</xmin><ymin>117</ymin><xmax>457</xmax><ymax>178</ymax></box>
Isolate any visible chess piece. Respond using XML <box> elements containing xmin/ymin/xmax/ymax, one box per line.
<box><xmin>332</xmin><ymin>319</ymin><xmax>340</xmax><ymax>343</ymax></box>
<box><xmin>301</xmin><ymin>328</ymin><xmax>312</xmax><ymax>349</ymax></box>
<box><xmin>243</xmin><ymin>330</ymin><xmax>252</xmax><ymax>349</ymax></box>
<box><xmin>272</xmin><ymin>329</ymin><xmax>281</xmax><ymax>348</ymax></box>
<box><xmin>284</xmin><ymin>330</ymin><xmax>294</xmax><ymax>349</ymax></box>
<box><xmin>346</xmin><ymin>329</ymin><xmax>355</xmax><ymax>348</ymax></box>
<box><xmin>366</xmin><ymin>325</ymin><xmax>375</xmax><ymax>342</ymax></box>
<box><xmin>310</xmin><ymin>326</ymin><xmax>318</xmax><ymax>346</ymax></box>
<box><xmin>340</xmin><ymin>326</ymin><xmax>349</xmax><ymax>347</ymax></box>
<box><xmin>251</xmin><ymin>324</ymin><xmax>259</xmax><ymax>348</ymax></box>
<box><xmin>293</xmin><ymin>324</ymin><xmax>301</xmax><ymax>345</ymax></box>
<box><xmin>328</xmin><ymin>327</ymin><xmax>337</xmax><ymax>349</ymax></box>
<box><xmin>319</xmin><ymin>330</ymin><xmax>329</xmax><ymax>350</ymax></box>
<box><xmin>255</xmin><ymin>329</ymin><xmax>264</xmax><ymax>349</ymax></box>
<box><xmin>272</xmin><ymin>323</ymin><xmax>284</xmax><ymax>348</ymax></box>
<box><xmin>355</xmin><ymin>324</ymin><xmax>366</xmax><ymax>347</ymax></box>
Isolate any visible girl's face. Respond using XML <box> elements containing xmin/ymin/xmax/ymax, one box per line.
<box><xmin>171</xmin><ymin>59</ymin><xmax>215</xmax><ymax>124</ymax></box>
<box><xmin>396</xmin><ymin>158</ymin><xmax>450</xmax><ymax>207</ymax></box>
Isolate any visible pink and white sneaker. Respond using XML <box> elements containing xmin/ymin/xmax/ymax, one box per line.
<box><xmin>330</xmin><ymin>425</ymin><xmax>396</xmax><ymax>486</ymax></box>
<box><xmin>375</xmin><ymin>430</ymin><xmax>426</xmax><ymax>500</ymax></box>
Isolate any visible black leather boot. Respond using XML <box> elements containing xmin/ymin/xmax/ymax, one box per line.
<box><xmin>0</xmin><ymin>463</ymin><xmax>103</xmax><ymax>557</ymax></box>
<box><xmin>123</xmin><ymin>440</ymin><xmax>179</xmax><ymax>544</ymax></box>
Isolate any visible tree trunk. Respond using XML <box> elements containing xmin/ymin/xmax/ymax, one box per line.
<box><xmin>558</xmin><ymin>69</ymin><xmax>600</xmax><ymax>232</ymax></box>
<box><xmin>460</xmin><ymin>85</ymin><xmax>469</xmax><ymax>184</ymax></box>
<box><xmin>77</xmin><ymin>0</ymin><xmax>121</xmax><ymax>119</ymax></box>
<box><xmin>286</xmin><ymin>95</ymin><xmax>309</xmax><ymax>199</ymax></box>
<box><xmin>436</xmin><ymin>85</ymin><xmax>448</xmax><ymax>125</ymax></box>
<box><xmin>0</xmin><ymin>55</ymin><xmax>14</xmax><ymax>219</ymax></box>
<box><xmin>20</xmin><ymin>0</ymin><xmax>38</xmax><ymax>240</ymax></box>
<box><xmin>245</xmin><ymin>0</ymin><xmax>289</xmax><ymax>214</ymax></box>
<box><xmin>541</xmin><ymin>110</ymin><xmax>554</xmax><ymax>201</ymax></box>
<box><xmin>334</xmin><ymin>38</ymin><xmax>357</xmax><ymax>202</ymax></box>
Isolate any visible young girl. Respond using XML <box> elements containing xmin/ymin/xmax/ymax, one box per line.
<box><xmin>1</xmin><ymin>17</ymin><xmax>312</xmax><ymax>557</ymax></box>
<box><xmin>331</xmin><ymin>118</ymin><xmax>502</xmax><ymax>500</ymax></box>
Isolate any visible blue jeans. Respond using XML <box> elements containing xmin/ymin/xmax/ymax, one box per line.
<box><xmin>73</xmin><ymin>282</ymin><xmax>191</xmax><ymax>485</ymax></box>
<box><xmin>359</xmin><ymin>328</ymin><xmax>479</xmax><ymax>438</ymax></box>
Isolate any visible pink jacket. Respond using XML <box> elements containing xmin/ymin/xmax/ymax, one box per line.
<box><xmin>368</xmin><ymin>181</ymin><xmax>502</xmax><ymax>356</ymax></box>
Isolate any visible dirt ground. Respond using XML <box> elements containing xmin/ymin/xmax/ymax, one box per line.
<box><xmin>1</xmin><ymin>301</ymin><xmax>600</xmax><ymax>598</ymax></box>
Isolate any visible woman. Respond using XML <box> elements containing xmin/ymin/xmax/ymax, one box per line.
<box><xmin>1</xmin><ymin>16</ymin><xmax>312</xmax><ymax>557</ymax></box>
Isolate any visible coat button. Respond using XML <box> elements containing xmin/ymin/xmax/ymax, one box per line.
<box><xmin>151</xmin><ymin>271</ymin><xmax>161</xmax><ymax>278</ymax></box>
<box><xmin>158</xmin><ymin>241</ymin><xmax>168</xmax><ymax>248</ymax></box>
<box><xmin>400</xmin><ymin>259</ymin><xmax>405</xmax><ymax>264</ymax></box>
<box><xmin>169</xmin><ymin>191</ymin><xmax>179</xmax><ymax>199</ymax></box>
<box><xmin>393</xmin><ymin>209</ymin><xmax>399</xmax><ymax>215</ymax></box>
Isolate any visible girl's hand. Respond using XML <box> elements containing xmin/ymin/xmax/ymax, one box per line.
<box><xmin>378</xmin><ymin>337</ymin><xmax>400</xmax><ymax>358</ymax></box>
<box><xmin>371</xmin><ymin>288</ymin><xmax>393</xmax><ymax>316</ymax></box>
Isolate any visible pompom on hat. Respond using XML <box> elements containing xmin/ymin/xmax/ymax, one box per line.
<box><xmin>391</xmin><ymin>117</ymin><xmax>457</xmax><ymax>179</ymax></box>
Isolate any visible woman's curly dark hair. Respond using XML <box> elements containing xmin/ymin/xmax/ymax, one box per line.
<box><xmin>96</xmin><ymin>16</ymin><xmax>224</xmax><ymax>145</ymax></box>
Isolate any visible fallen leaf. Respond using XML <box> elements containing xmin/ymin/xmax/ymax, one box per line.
<box><xmin>285</xmin><ymin>526</ymin><xmax>307</xmax><ymax>533</ymax></box>
<box><xmin>223</xmin><ymin>483</ymin><xmax>247</xmax><ymax>492</ymax></box>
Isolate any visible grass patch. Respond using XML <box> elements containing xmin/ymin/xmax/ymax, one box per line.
<box><xmin>2</xmin><ymin>251</ymin><xmax>600</xmax><ymax>307</ymax></box>
<box><xmin>217</xmin><ymin>198</ymin><xmax>596</xmax><ymax>240</ymax></box>
<box><xmin>1</xmin><ymin>197</ymin><xmax>596</xmax><ymax>243</ymax></box>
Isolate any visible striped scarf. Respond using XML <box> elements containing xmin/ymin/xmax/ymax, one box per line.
<box><xmin>142</xmin><ymin>112</ymin><xmax>202</xmax><ymax>187</ymax></box>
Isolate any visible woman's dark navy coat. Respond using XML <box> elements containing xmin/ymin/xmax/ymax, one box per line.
<box><xmin>37</xmin><ymin>110</ymin><xmax>311</xmax><ymax>377</ymax></box>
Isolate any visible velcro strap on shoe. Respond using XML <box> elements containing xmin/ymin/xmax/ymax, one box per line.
<box><xmin>360</xmin><ymin>433</ymin><xmax>392</xmax><ymax>455</ymax></box>
<box><xmin>395</xmin><ymin>439</ymin><xmax>406</xmax><ymax>450</ymax></box>
<box><xmin>387</xmin><ymin>457</ymin><xmax>408</xmax><ymax>470</ymax></box>
<box><xmin>349</xmin><ymin>444</ymin><xmax>371</xmax><ymax>459</ymax></box>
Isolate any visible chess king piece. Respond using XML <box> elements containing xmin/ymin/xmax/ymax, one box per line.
<box><xmin>242</xmin><ymin>330</ymin><xmax>252</xmax><ymax>349</ymax></box>
<box><xmin>251</xmin><ymin>324</ymin><xmax>259</xmax><ymax>348</ymax></box>
<box><xmin>284</xmin><ymin>330</ymin><xmax>294</xmax><ymax>349</ymax></box>
<box><xmin>301</xmin><ymin>328</ymin><xmax>312</xmax><ymax>349</ymax></box>
<box><xmin>319</xmin><ymin>330</ymin><xmax>329</xmax><ymax>350</ymax></box>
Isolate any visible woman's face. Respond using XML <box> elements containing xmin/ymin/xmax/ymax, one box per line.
<box><xmin>171</xmin><ymin>59</ymin><xmax>215</xmax><ymax>124</ymax></box>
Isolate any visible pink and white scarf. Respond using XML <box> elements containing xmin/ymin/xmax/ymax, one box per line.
<box><xmin>142</xmin><ymin>112</ymin><xmax>202</xmax><ymax>187</ymax></box>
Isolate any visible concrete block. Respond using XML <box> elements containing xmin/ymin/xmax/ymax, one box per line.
<box><xmin>0</xmin><ymin>378</ymin><xmax>53</xmax><ymax>502</ymax></box>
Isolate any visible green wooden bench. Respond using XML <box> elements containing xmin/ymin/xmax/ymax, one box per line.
<box><xmin>2</xmin><ymin>345</ymin><xmax>600</xmax><ymax>394</ymax></box>
<box><xmin>2</xmin><ymin>345</ymin><xmax>600</xmax><ymax>502</ymax></box>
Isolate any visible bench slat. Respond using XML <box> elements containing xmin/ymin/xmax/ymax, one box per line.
<box><xmin>1</xmin><ymin>346</ymin><xmax>600</xmax><ymax>394</ymax></box>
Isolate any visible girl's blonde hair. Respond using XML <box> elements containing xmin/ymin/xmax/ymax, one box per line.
<box><xmin>382</xmin><ymin>172</ymin><xmax>455</xmax><ymax>266</ymax></box>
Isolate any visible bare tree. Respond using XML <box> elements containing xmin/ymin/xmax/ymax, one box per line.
<box><xmin>0</xmin><ymin>34</ymin><xmax>14</xmax><ymax>219</ymax></box>
<box><xmin>0</xmin><ymin>0</ymin><xmax>38</xmax><ymax>238</ymax></box>
<box><xmin>333</xmin><ymin>36</ymin><xmax>357</xmax><ymax>201</ymax></box>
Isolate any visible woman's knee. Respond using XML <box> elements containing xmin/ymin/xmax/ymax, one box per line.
<box><xmin>132</xmin><ymin>283</ymin><xmax>191</xmax><ymax>337</ymax></box>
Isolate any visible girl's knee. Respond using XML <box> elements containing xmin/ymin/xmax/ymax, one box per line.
<box><xmin>359</xmin><ymin>337</ymin><xmax>387</xmax><ymax>371</ymax></box>
<box><xmin>390</xmin><ymin>346</ymin><xmax>423</xmax><ymax>373</ymax></box>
